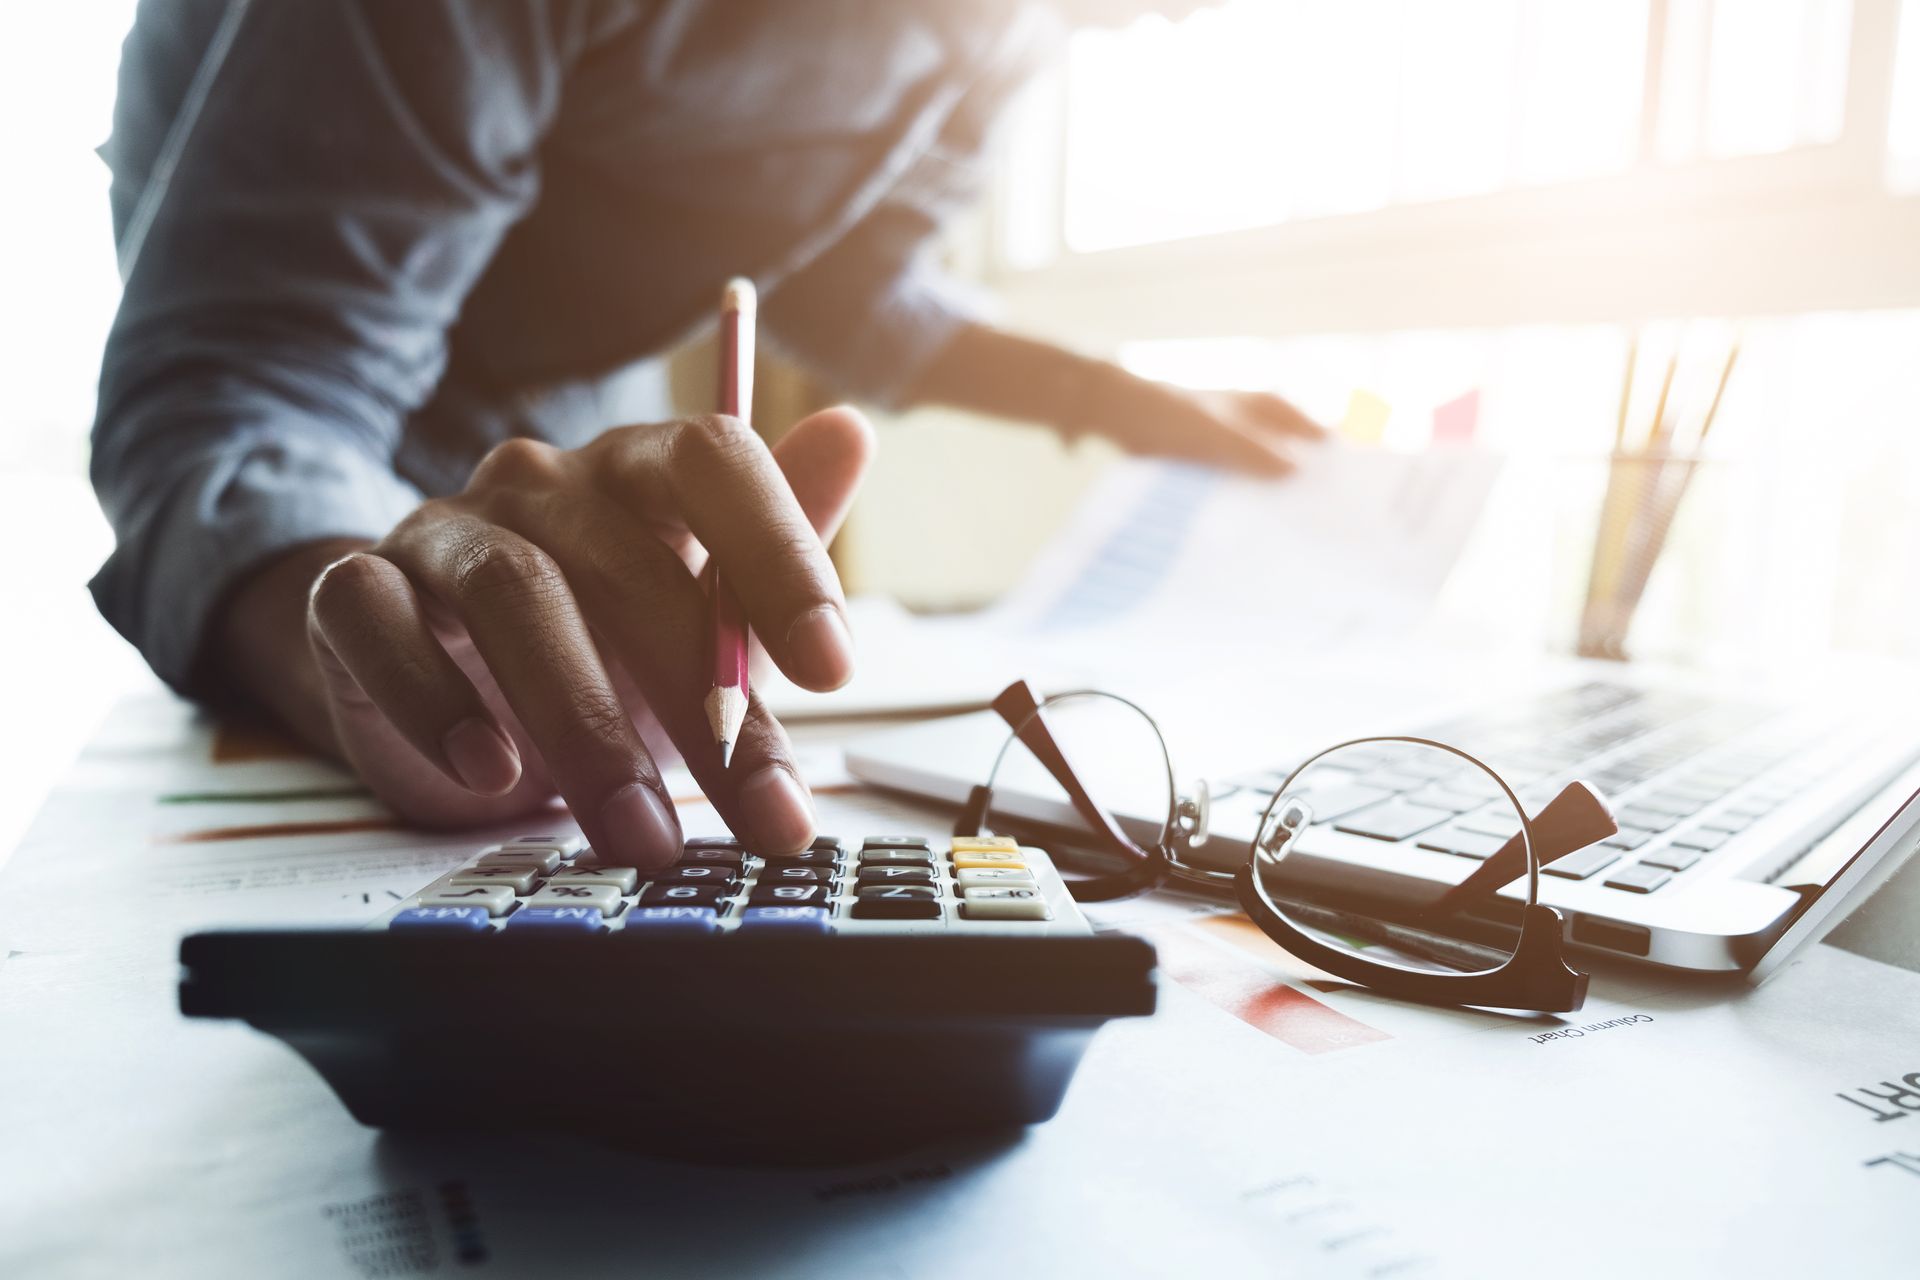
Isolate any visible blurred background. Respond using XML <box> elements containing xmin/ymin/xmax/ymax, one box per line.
<box><xmin>6</xmin><ymin>0</ymin><xmax>1920</xmax><ymax>853</ymax></box>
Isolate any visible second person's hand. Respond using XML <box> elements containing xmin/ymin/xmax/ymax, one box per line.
<box><xmin>302</xmin><ymin>406</ymin><xmax>875</xmax><ymax>868</ymax></box>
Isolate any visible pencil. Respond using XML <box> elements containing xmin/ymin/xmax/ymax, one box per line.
<box><xmin>706</xmin><ymin>277</ymin><xmax>756</xmax><ymax>769</ymax></box>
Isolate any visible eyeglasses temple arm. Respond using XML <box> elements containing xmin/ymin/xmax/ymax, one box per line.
<box><xmin>966</xmin><ymin>680</ymin><xmax>1155</xmax><ymax>863</ymax></box>
<box><xmin>1427</xmin><ymin>781</ymin><xmax>1618</xmax><ymax>918</ymax></box>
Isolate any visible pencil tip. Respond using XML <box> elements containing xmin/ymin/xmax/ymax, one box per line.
<box><xmin>720</xmin><ymin>740</ymin><xmax>734</xmax><ymax>770</ymax></box>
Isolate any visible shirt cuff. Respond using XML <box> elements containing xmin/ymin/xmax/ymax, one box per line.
<box><xmin>90</xmin><ymin>430</ymin><xmax>424</xmax><ymax>695</ymax></box>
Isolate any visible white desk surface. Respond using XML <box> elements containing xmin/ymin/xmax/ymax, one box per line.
<box><xmin>2</xmin><ymin>690</ymin><xmax>1918</xmax><ymax>1279</ymax></box>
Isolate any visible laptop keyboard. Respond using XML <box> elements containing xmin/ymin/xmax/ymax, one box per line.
<box><xmin>1230</xmin><ymin>681</ymin><xmax>1832</xmax><ymax>896</ymax></box>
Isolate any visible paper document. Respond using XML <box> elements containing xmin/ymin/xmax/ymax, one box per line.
<box><xmin>989</xmin><ymin>443</ymin><xmax>1501</xmax><ymax>650</ymax></box>
<box><xmin>762</xmin><ymin>444</ymin><xmax>1501</xmax><ymax>720</ymax></box>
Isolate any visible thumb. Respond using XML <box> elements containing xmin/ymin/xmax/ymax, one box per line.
<box><xmin>772</xmin><ymin>405</ymin><xmax>876</xmax><ymax>543</ymax></box>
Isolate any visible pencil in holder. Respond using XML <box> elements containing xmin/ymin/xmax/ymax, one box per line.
<box><xmin>1577</xmin><ymin>450</ymin><xmax>1705</xmax><ymax>661</ymax></box>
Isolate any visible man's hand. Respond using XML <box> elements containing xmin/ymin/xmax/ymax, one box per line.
<box><xmin>1070</xmin><ymin>373</ymin><xmax>1326</xmax><ymax>477</ymax></box>
<box><xmin>905</xmin><ymin>323</ymin><xmax>1326</xmax><ymax>475</ymax></box>
<box><xmin>213</xmin><ymin>407</ymin><xmax>875</xmax><ymax>868</ymax></box>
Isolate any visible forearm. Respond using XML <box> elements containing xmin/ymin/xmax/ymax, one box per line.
<box><xmin>901</xmin><ymin>322</ymin><xmax>1131</xmax><ymax>436</ymax></box>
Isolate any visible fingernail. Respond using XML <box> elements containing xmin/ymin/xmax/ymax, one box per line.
<box><xmin>441</xmin><ymin>718</ymin><xmax>521</xmax><ymax>796</ymax></box>
<box><xmin>741</xmin><ymin>767</ymin><xmax>815</xmax><ymax>854</ymax></box>
<box><xmin>599</xmin><ymin>783</ymin><xmax>683</xmax><ymax>869</ymax></box>
<box><xmin>784</xmin><ymin>605</ymin><xmax>854</xmax><ymax>691</ymax></box>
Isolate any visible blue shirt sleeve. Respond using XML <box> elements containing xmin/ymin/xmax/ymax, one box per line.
<box><xmin>89</xmin><ymin>1</ymin><xmax>589</xmax><ymax>692</ymax></box>
<box><xmin>761</xmin><ymin>13</ymin><xmax>1054</xmax><ymax>409</ymax></box>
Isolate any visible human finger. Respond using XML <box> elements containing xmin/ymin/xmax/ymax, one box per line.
<box><xmin>380</xmin><ymin>498</ymin><xmax>683</xmax><ymax>868</ymax></box>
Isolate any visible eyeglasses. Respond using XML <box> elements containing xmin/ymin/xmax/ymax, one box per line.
<box><xmin>955</xmin><ymin>680</ymin><xmax>1620</xmax><ymax>1013</ymax></box>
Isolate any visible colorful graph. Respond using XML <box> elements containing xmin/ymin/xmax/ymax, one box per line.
<box><xmin>1142</xmin><ymin>912</ymin><xmax>1394</xmax><ymax>1055</ymax></box>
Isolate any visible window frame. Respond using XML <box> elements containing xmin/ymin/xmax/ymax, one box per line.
<box><xmin>980</xmin><ymin>0</ymin><xmax>1920</xmax><ymax>344</ymax></box>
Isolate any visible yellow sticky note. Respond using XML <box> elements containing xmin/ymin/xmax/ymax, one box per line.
<box><xmin>1340</xmin><ymin>389</ymin><xmax>1391</xmax><ymax>445</ymax></box>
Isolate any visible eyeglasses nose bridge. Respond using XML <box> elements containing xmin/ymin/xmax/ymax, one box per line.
<box><xmin>1173</xmin><ymin>778</ymin><xmax>1211</xmax><ymax>849</ymax></box>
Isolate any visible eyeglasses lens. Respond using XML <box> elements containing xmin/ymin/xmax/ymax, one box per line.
<box><xmin>1253</xmin><ymin>740</ymin><xmax>1532</xmax><ymax>977</ymax></box>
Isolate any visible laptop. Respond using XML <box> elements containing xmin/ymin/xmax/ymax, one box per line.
<box><xmin>845</xmin><ymin>672</ymin><xmax>1920</xmax><ymax>975</ymax></box>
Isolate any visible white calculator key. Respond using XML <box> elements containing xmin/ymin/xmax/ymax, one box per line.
<box><xmin>506</xmin><ymin>834</ymin><xmax>586</xmax><ymax>857</ymax></box>
<box><xmin>476</xmin><ymin>847</ymin><xmax>563</xmax><ymax>873</ymax></box>
<box><xmin>449</xmin><ymin>865</ymin><xmax>543</xmax><ymax>893</ymax></box>
<box><xmin>955</xmin><ymin>867</ymin><xmax>1036</xmax><ymax>888</ymax></box>
<box><xmin>546</xmin><ymin>865</ymin><xmax>639</xmax><ymax>893</ymax></box>
<box><xmin>524</xmin><ymin>884</ymin><xmax>623</xmax><ymax>916</ymax></box>
<box><xmin>960</xmin><ymin>886</ymin><xmax>1051</xmax><ymax>921</ymax></box>
<box><xmin>413</xmin><ymin>885</ymin><xmax>517</xmax><ymax>916</ymax></box>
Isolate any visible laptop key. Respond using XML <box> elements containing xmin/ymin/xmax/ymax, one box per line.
<box><xmin>1617</xmin><ymin>806</ymin><xmax>1679</xmax><ymax>833</ymax></box>
<box><xmin>1542</xmin><ymin>846</ymin><xmax>1620</xmax><ymax>880</ymax></box>
<box><xmin>1415</xmin><ymin>828</ymin><xmax>1507</xmax><ymax>860</ymax></box>
<box><xmin>1604</xmin><ymin>863</ymin><xmax>1673</xmax><ymax>893</ymax></box>
<box><xmin>1601</xmin><ymin>828</ymin><xmax>1651</xmax><ymax>851</ymax></box>
<box><xmin>1455</xmin><ymin>807</ymin><xmax>1521</xmax><ymax>840</ymax></box>
<box><xmin>1334</xmin><ymin>800</ymin><xmax>1453</xmax><ymax>842</ymax></box>
<box><xmin>1293</xmin><ymin>783</ymin><xmax>1396</xmax><ymax>822</ymax></box>
<box><xmin>1670</xmin><ymin>828</ymin><xmax>1729</xmax><ymax>852</ymax></box>
<box><xmin>1640</xmin><ymin>846</ymin><xmax>1700</xmax><ymax>872</ymax></box>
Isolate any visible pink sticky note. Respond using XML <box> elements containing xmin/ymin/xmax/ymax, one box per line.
<box><xmin>1432</xmin><ymin>389</ymin><xmax>1480</xmax><ymax>444</ymax></box>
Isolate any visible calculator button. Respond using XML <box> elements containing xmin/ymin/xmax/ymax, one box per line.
<box><xmin>506</xmin><ymin>834</ymin><xmax>586</xmax><ymax>857</ymax></box>
<box><xmin>390</xmin><ymin>906</ymin><xmax>493</xmax><ymax>932</ymax></box>
<box><xmin>504</xmin><ymin>907</ymin><xmax>605</xmax><ymax>932</ymax></box>
<box><xmin>748</xmin><ymin>883</ymin><xmax>835</xmax><ymax>906</ymax></box>
<box><xmin>649</xmin><ymin>865</ymin><xmax>739</xmax><ymax>886</ymax></box>
<box><xmin>960</xmin><ymin>888</ymin><xmax>1051</xmax><ymax>922</ymax></box>
<box><xmin>546</xmin><ymin>865</ymin><xmax>640</xmax><ymax>893</ymax></box>
<box><xmin>621</xmin><ymin>906</ymin><xmax>720</xmax><ymax>935</ymax></box>
<box><xmin>953</xmin><ymin>851</ymin><xmax>1026</xmax><ymax>870</ymax></box>
<box><xmin>639</xmin><ymin>884</ymin><xmax>730</xmax><ymax>907</ymax></box>
<box><xmin>677</xmin><ymin>848</ymin><xmax>746</xmax><ymax>869</ymax></box>
<box><xmin>954</xmin><ymin>867</ymin><xmax>1036</xmax><ymax>888</ymax></box>
<box><xmin>476</xmin><ymin>848</ymin><xmax>563</xmax><ymax>873</ymax></box>
<box><xmin>852</xmin><ymin>886</ymin><xmax>942</xmax><ymax>920</ymax></box>
<box><xmin>684</xmin><ymin>836</ymin><xmax>746</xmax><ymax>852</ymax></box>
<box><xmin>757</xmin><ymin>848</ymin><xmax>839</xmax><ymax>866</ymax></box>
<box><xmin>809</xmin><ymin>837</ymin><xmax>847</xmax><ymax>854</ymax></box>
<box><xmin>951</xmin><ymin>836</ymin><xmax>1020</xmax><ymax>855</ymax></box>
<box><xmin>414</xmin><ymin>885</ymin><xmax>518</xmax><ymax>916</ymax></box>
<box><xmin>856</xmin><ymin>865</ymin><xmax>934</xmax><ymax>885</ymax></box>
<box><xmin>448</xmin><ymin>865</ymin><xmax>543</xmax><ymax>893</ymax></box>
<box><xmin>863</xmin><ymin>836</ymin><xmax>932</xmax><ymax>851</ymax></box>
<box><xmin>759</xmin><ymin>864</ymin><xmax>835</xmax><ymax>884</ymax></box>
<box><xmin>858</xmin><ymin>849</ymin><xmax>934</xmax><ymax>867</ymax></box>
<box><xmin>524</xmin><ymin>884</ymin><xmax>623</xmax><ymax>916</ymax></box>
<box><xmin>738</xmin><ymin>906</ymin><xmax>831</xmax><ymax>932</ymax></box>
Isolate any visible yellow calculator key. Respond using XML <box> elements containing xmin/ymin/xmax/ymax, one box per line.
<box><xmin>951</xmin><ymin>836</ymin><xmax>1020</xmax><ymax>854</ymax></box>
<box><xmin>954</xmin><ymin>851</ymin><xmax>1027</xmax><ymax>870</ymax></box>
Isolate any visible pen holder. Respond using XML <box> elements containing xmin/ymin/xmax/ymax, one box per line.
<box><xmin>1577</xmin><ymin>450</ymin><xmax>1705</xmax><ymax>661</ymax></box>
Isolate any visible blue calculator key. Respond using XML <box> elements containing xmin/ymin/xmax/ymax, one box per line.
<box><xmin>505</xmin><ymin>907</ymin><xmax>605</xmax><ymax>933</ymax></box>
<box><xmin>739</xmin><ymin>906</ymin><xmax>832</xmax><ymax>932</ymax></box>
<box><xmin>390</xmin><ymin>906</ymin><xmax>492</xmax><ymax>932</ymax></box>
<box><xmin>622</xmin><ymin>906</ymin><xmax>720</xmax><ymax>935</ymax></box>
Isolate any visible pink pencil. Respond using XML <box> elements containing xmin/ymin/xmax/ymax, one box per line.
<box><xmin>706</xmin><ymin>278</ymin><xmax>755</xmax><ymax>768</ymax></box>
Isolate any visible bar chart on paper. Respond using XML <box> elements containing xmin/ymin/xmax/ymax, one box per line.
<box><xmin>1094</xmin><ymin>895</ymin><xmax>1667</xmax><ymax>1058</ymax></box>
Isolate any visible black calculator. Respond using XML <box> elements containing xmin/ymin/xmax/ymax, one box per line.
<box><xmin>179</xmin><ymin>833</ymin><xmax>1158</xmax><ymax>1163</ymax></box>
